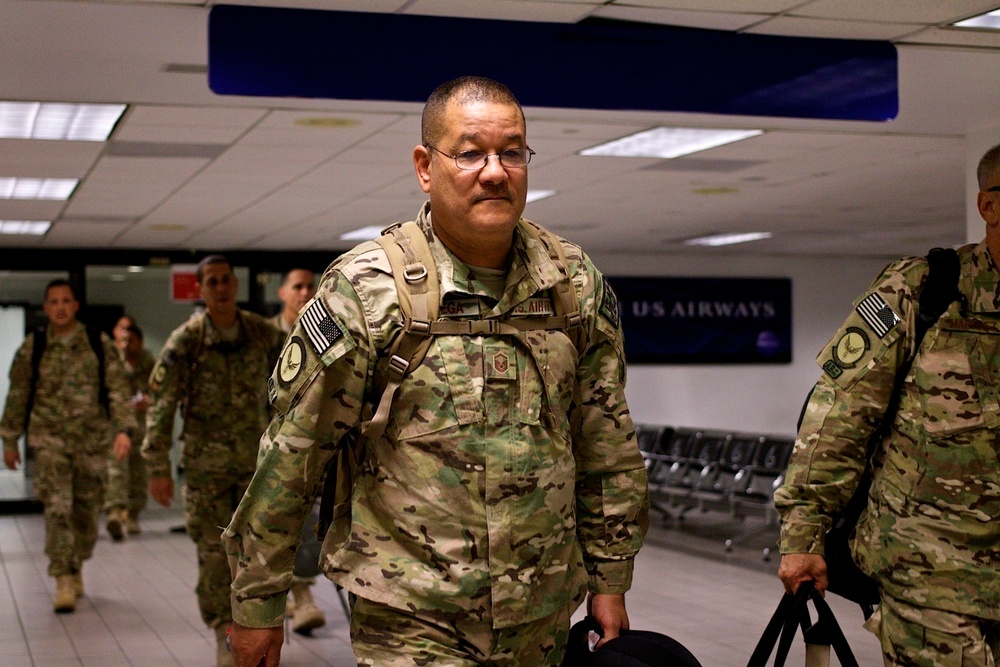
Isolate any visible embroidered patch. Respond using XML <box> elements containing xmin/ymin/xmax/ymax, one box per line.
<box><xmin>300</xmin><ymin>299</ymin><xmax>342</xmax><ymax>354</ymax></box>
<box><xmin>485</xmin><ymin>343</ymin><xmax>516</xmax><ymax>381</ymax></box>
<box><xmin>440</xmin><ymin>298</ymin><xmax>480</xmax><ymax>318</ymax></box>
<box><xmin>267</xmin><ymin>376</ymin><xmax>277</xmax><ymax>405</ymax></box>
<box><xmin>151</xmin><ymin>364</ymin><xmax>167</xmax><ymax>390</ymax></box>
<box><xmin>277</xmin><ymin>336</ymin><xmax>306</xmax><ymax>387</ymax></box>
<box><xmin>822</xmin><ymin>360</ymin><xmax>843</xmax><ymax>379</ymax></box>
<box><xmin>831</xmin><ymin>327</ymin><xmax>869</xmax><ymax>369</ymax></box>
<box><xmin>856</xmin><ymin>293</ymin><xmax>899</xmax><ymax>338</ymax></box>
<box><xmin>510</xmin><ymin>297</ymin><xmax>554</xmax><ymax>317</ymax></box>
<box><xmin>599</xmin><ymin>276</ymin><xmax>620</xmax><ymax>328</ymax></box>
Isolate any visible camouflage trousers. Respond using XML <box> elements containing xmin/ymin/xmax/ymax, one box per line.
<box><xmin>183</xmin><ymin>468</ymin><xmax>252</xmax><ymax>629</ymax></box>
<box><xmin>350</xmin><ymin>596</ymin><xmax>575</xmax><ymax>666</ymax></box>
<box><xmin>33</xmin><ymin>439</ymin><xmax>107</xmax><ymax>577</ymax></box>
<box><xmin>103</xmin><ymin>429</ymin><xmax>148</xmax><ymax>513</ymax></box>
<box><xmin>864</xmin><ymin>593</ymin><xmax>1000</xmax><ymax>667</ymax></box>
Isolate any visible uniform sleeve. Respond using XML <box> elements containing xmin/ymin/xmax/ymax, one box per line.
<box><xmin>0</xmin><ymin>336</ymin><xmax>33</xmax><ymax>453</ymax></box>
<box><xmin>101</xmin><ymin>334</ymin><xmax>138</xmax><ymax>434</ymax></box>
<box><xmin>224</xmin><ymin>272</ymin><xmax>371</xmax><ymax>628</ymax></box>
<box><xmin>571</xmin><ymin>266</ymin><xmax>648</xmax><ymax>595</ymax></box>
<box><xmin>141</xmin><ymin>329</ymin><xmax>191</xmax><ymax>479</ymax></box>
<box><xmin>774</xmin><ymin>258</ymin><xmax>922</xmax><ymax>554</ymax></box>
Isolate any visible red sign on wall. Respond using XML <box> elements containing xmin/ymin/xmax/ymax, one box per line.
<box><xmin>170</xmin><ymin>265</ymin><xmax>200</xmax><ymax>302</ymax></box>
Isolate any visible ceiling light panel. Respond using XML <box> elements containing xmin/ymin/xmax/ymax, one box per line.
<box><xmin>0</xmin><ymin>102</ymin><xmax>126</xmax><ymax>141</ymax></box>
<box><xmin>580</xmin><ymin>127</ymin><xmax>763</xmax><ymax>159</ymax></box>
<box><xmin>954</xmin><ymin>10</ymin><xmax>1000</xmax><ymax>29</ymax></box>
<box><xmin>0</xmin><ymin>220</ymin><xmax>51</xmax><ymax>235</ymax></box>
<box><xmin>684</xmin><ymin>231</ymin><xmax>773</xmax><ymax>246</ymax></box>
<box><xmin>0</xmin><ymin>177</ymin><xmax>78</xmax><ymax>200</ymax></box>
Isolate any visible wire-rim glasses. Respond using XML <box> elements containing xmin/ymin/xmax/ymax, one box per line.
<box><xmin>425</xmin><ymin>144</ymin><xmax>535</xmax><ymax>170</ymax></box>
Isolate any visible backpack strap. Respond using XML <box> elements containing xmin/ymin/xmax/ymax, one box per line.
<box><xmin>85</xmin><ymin>325</ymin><xmax>110</xmax><ymax>419</ymax></box>
<box><xmin>25</xmin><ymin>325</ymin><xmax>47</xmax><ymax>432</ymax></box>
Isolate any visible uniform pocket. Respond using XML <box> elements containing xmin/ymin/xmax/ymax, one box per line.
<box><xmin>915</xmin><ymin>328</ymin><xmax>987</xmax><ymax>437</ymax></box>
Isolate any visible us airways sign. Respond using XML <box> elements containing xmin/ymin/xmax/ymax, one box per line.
<box><xmin>610</xmin><ymin>276</ymin><xmax>791</xmax><ymax>364</ymax></box>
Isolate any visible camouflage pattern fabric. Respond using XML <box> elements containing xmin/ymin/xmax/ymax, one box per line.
<box><xmin>225</xmin><ymin>204</ymin><xmax>647</xmax><ymax>631</ymax></box>
<box><xmin>104</xmin><ymin>347</ymin><xmax>155</xmax><ymax>512</ymax></box>
<box><xmin>0</xmin><ymin>323</ymin><xmax>137</xmax><ymax>576</ymax></box>
<box><xmin>350</xmin><ymin>595</ymin><xmax>574</xmax><ymax>666</ymax></box>
<box><xmin>864</xmin><ymin>593</ymin><xmax>1000</xmax><ymax>667</ymax></box>
<box><xmin>775</xmin><ymin>241</ymin><xmax>1000</xmax><ymax>620</ymax></box>
<box><xmin>142</xmin><ymin>310</ymin><xmax>282</xmax><ymax>627</ymax></box>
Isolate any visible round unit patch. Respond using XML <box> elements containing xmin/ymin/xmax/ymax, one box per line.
<box><xmin>832</xmin><ymin>326</ymin><xmax>870</xmax><ymax>368</ymax></box>
<box><xmin>278</xmin><ymin>336</ymin><xmax>306</xmax><ymax>387</ymax></box>
<box><xmin>152</xmin><ymin>364</ymin><xmax>167</xmax><ymax>387</ymax></box>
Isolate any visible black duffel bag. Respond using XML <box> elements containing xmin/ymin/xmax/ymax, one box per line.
<box><xmin>562</xmin><ymin>616</ymin><xmax>702</xmax><ymax>667</ymax></box>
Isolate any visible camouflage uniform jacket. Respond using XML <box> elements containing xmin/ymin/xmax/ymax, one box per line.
<box><xmin>141</xmin><ymin>310</ymin><xmax>282</xmax><ymax>479</ymax></box>
<box><xmin>1</xmin><ymin>323</ymin><xmax>137</xmax><ymax>453</ymax></box>
<box><xmin>226</xmin><ymin>204</ymin><xmax>648</xmax><ymax>630</ymax></box>
<box><xmin>121</xmin><ymin>347</ymin><xmax>155</xmax><ymax>441</ymax></box>
<box><xmin>775</xmin><ymin>241</ymin><xmax>1000</xmax><ymax>619</ymax></box>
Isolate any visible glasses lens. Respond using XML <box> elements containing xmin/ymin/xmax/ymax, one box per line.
<box><xmin>499</xmin><ymin>149</ymin><xmax>530</xmax><ymax>168</ymax></box>
<box><xmin>455</xmin><ymin>151</ymin><xmax>487</xmax><ymax>170</ymax></box>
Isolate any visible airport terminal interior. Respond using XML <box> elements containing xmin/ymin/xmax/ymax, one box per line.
<box><xmin>4</xmin><ymin>0</ymin><xmax>1000</xmax><ymax>665</ymax></box>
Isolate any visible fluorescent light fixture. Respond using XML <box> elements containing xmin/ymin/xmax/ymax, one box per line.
<box><xmin>0</xmin><ymin>177</ymin><xmax>78</xmax><ymax>200</ymax></box>
<box><xmin>684</xmin><ymin>231</ymin><xmax>772</xmax><ymax>247</ymax></box>
<box><xmin>954</xmin><ymin>9</ymin><xmax>1000</xmax><ymax>29</ymax></box>
<box><xmin>526</xmin><ymin>189</ymin><xmax>556</xmax><ymax>204</ymax></box>
<box><xmin>128</xmin><ymin>265</ymin><xmax>144</xmax><ymax>273</ymax></box>
<box><xmin>0</xmin><ymin>102</ymin><xmax>127</xmax><ymax>140</ymax></box>
<box><xmin>0</xmin><ymin>220</ymin><xmax>51</xmax><ymax>235</ymax></box>
<box><xmin>581</xmin><ymin>127</ymin><xmax>763</xmax><ymax>159</ymax></box>
<box><xmin>339</xmin><ymin>225</ymin><xmax>384</xmax><ymax>241</ymax></box>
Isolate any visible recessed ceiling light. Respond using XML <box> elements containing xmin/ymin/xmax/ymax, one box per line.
<box><xmin>953</xmin><ymin>10</ymin><xmax>1000</xmax><ymax>29</ymax></box>
<box><xmin>526</xmin><ymin>190</ymin><xmax>556</xmax><ymax>203</ymax></box>
<box><xmin>128</xmin><ymin>265</ymin><xmax>144</xmax><ymax>273</ymax></box>
<box><xmin>581</xmin><ymin>127</ymin><xmax>763</xmax><ymax>159</ymax></box>
<box><xmin>684</xmin><ymin>232</ymin><xmax>772</xmax><ymax>247</ymax></box>
<box><xmin>340</xmin><ymin>225</ymin><xmax>384</xmax><ymax>241</ymax></box>
<box><xmin>0</xmin><ymin>220</ymin><xmax>51</xmax><ymax>235</ymax></box>
<box><xmin>0</xmin><ymin>102</ymin><xmax>126</xmax><ymax>141</ymax></box>
<box><xmin>0</xmin><ymin>177</ymin><xmax>78</xmax><ymax>200</ymax></box>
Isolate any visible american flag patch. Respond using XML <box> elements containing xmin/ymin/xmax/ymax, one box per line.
<box><xmin>856</xmin><ymin>293</ymin><xmax>899</xmax><ymax>338</ymax></box>
<box><xmin>300</xmin><ymin>299</ymin><xmax>343</xmax><ymax>354</ymax></box>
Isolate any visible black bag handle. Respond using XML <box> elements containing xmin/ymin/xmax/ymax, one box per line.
<box><xmin>747</xmin><ymin>582</ymin><xmax>859</xmax><ymax>667</ymax></box>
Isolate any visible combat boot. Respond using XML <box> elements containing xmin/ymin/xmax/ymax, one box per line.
<box><xmin>72</xmin><ymin>570</ymin><xmax>84</xmax><ymax>598</ymax></box>
<box><xmin>289</xmin><ymin>583</ymin><xmax>326</xmax><ymax>635</ymax></box>
<box><xmin>214</xmin><ymin>625</ymin><xmax>233</xmax><ymax>667</ymax></box>
<box><xmin>53</xmin><ymin>575</ymin><xmax>76</xmax><ymax>613</ymax></box>
<box><xmin>106</xmin><ymin>506</ymin><xmax>126</xmax><ymax>542</ymax></box>
<box><xmin>126</xmin><ymin>510</ymin><xmax>141</xmax><ymax>534</ymax></box>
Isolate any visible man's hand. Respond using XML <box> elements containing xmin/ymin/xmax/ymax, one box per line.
<box><xmin>230</xmin><ymin>623</ymin><xmax>284</xmax><ymax>667</ymax></box>
<box><xmin>778</xmin><ymin>553</ymin><xmax>827</xmax><ymax>595</ymax></box>
<box><xmin>150</xmin><ymin>476</ymin><xmax>174</xmax><ymax>507</ymax></box>
<box><xmin>4</xmin><ymin>447</ymin><xmax>20</xmax><ymax>470</ymax></box>
<box><xmin>113</xmin><ymin>431</ymin><xmax>131</xmax><ymax>461</ymax></box>
<box><xmin>588</xmin><ymin>592</ymin><xmax>629</xmax><ymax>648</ymax></box>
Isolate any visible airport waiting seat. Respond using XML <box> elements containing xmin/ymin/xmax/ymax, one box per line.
<box><xmin>659</xmin><ymin>430</ymin><xmax>730</xmax><ymax>519</ymax></box>
<box><xmin>634</xmin><ymin>424</ymin><xmax>674</xmax><ymax>482</ymax></box>
<box><xmin>725</xmin><ymin>436</ymin><xmax>796</xmax><ymax>557</ymax></box>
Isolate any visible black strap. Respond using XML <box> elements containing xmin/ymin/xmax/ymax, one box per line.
<box><xmin>747</xmin><ymin>582</ymin><xmax>860</xmax><ymax>667</ymax></box>
<box><xmin>85</xmin><ymin>325</ymin><xmax>110</xmax><ymax>418</ymax></box>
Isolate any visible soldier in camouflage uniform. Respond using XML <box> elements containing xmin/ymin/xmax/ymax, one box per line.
<box><xmin>775</xmin><ymin>143</ymin><xmax>1000</xmax><ymax>666</ymax></box>
<box><xmin>225</xmin><ymin>76</ymin><xmax>648</xmax><ymax>667</ymax></box>
<box><xmin>103</xmin><ymin>316</ymin><xmax>155</xmax><ymax>539</ymax></box>
<box><xmin>142</xmin><ymin>256</ymin><xmax>283</xmax><ymax>667</ymax></box>
<box><xmin>1</xmin><ymin>279</ymin><xmax>135</xmax><ymax>613</ymax></box>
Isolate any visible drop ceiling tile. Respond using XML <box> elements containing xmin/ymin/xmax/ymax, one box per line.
<box><xmin>0</xmin><ymin>200</ymin><xmax>65</xmax><ymax>220</ymax></box>
<box><xmin>901</xmin><ymin>26</ymin><xmax>1000</xmax><ymax>47</ymax></box>
<box><xmin>0</xmin><ymin>139</ymin><xmax>104</xmax><ymax>177</ymax></box>
<box><xmin>604</xmin><ymin>0</ymin><xmax>799</xmax><ymax>10</ymax></box>
<box><xmin>592</xmin><ymin>5</ymin><xmax>766</xmax><ymax>31</ymax></box>
<box><xmin>745</xmin><ymin>15</ymin><xmax>921</xmax><ymax>39</ymax></box>
<box><xmin>403</xmin><ymin>0</ymin><xmax>596</xmax><ymax>23</ymax></box>
<box><xmin>44</xmin><ymin>220</ymin><xmax>127</xmax><ymax>246</ymax></box>
<box><xmin>792</xmin><ymin>0</ymin><xmax>1000</xmax><ymax>24</ymax></box>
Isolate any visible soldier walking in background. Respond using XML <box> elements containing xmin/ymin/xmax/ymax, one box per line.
<box><xmin>142</xmin><ymin>255</ymin><xmax>283</xmax><ymax>667</ymax></box>
<box><xmin>103</xmin><ymin>316</ymin><xmax>155</xmax><ymax>539</ymax></box>
<box><xmin>1</xmin><ymin>279</ymin><xmax>136</xmax><ymax>613</ymax></box>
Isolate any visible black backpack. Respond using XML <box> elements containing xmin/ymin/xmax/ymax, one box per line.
<box><xmin>25</xmin><ymin>324</ymin><xmax>110</xmax><ymax>432</ymax></box>
<box><xmin>796</xmin><ymin>247</ymin><xmax>962</xmax><ymax>619</ymax></box>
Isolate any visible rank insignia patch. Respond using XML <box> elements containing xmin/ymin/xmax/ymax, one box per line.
<box><xmin>856</xmin><ymin>292</ymin><xmax>900</xmax><ymax>338</ymax></box>
<box><xmin>300</xmin><ymin>299</ymin><xmax>342</xmax><ymax>354</ymax></box>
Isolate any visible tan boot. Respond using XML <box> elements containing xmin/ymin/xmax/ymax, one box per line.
<box><xmin>106</xmin><ymin>507</ymin><xmax>125</xmax><ymax>542</ymax></box>
<box><xmin>289</xmin><ymin>583</ymin><xmax>326</xmax><ymax>635</ymax></box>
<box><xmin>126</xmin><ymin>510</ymin><xmax>141</xmax><ymax>535</ymax></box>
<box><xmin>72</xmin><ymin>571</ymin><xmax>84</xmax><ymax>598</ymax></box>
<box><xmin>54</xmin><ymin>575</ymin><xmax>76</xmax><ymax>613</ymax></box>
<box><xmin>214</xmin><ymin>625</ymin><xmax>233</xmax><ymax>667</ymax></box>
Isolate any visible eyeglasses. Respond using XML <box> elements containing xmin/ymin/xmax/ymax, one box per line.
<box><xmin>425</xmin><ymin>144</ymin><xmax>535</xmax><ymax>170</ymax></box>
<box><xmin>987</xmin><ymin>186</ymin><xmax>1000</xmax><ymax>192</ymax></box>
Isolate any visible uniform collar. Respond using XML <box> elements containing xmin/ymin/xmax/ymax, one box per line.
<box><xmin>961</xmin><ymin>240</ymin><xmax>1000</xmax><ymax>314</ymax></box>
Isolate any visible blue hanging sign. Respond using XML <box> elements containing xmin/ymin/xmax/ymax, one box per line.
<box><xmin>208</xmin><ymin>6</ymin><xmax>898</xmax><ymax>122</ymax></box>
<box><xmin>610</xmin><ymin>276</ymin><xmax>792</xmax><ymax>364</ymax></box>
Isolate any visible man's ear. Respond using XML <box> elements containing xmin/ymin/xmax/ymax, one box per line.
<box><xmin>413</xmin><ymin>145</ymin><xmax>432</xmax><ymax>194</ymax></box>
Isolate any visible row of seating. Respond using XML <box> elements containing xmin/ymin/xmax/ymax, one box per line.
<box><xmin>634</xmin><ymin>425</ymin><xmax>796</xmax><ymax>558</ymax></box>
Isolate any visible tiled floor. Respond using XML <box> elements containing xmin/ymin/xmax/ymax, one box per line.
<box><xmin>0</xmin><ymin>504</ymin><xmax>884</xmax><ymax>666</ymax></box>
